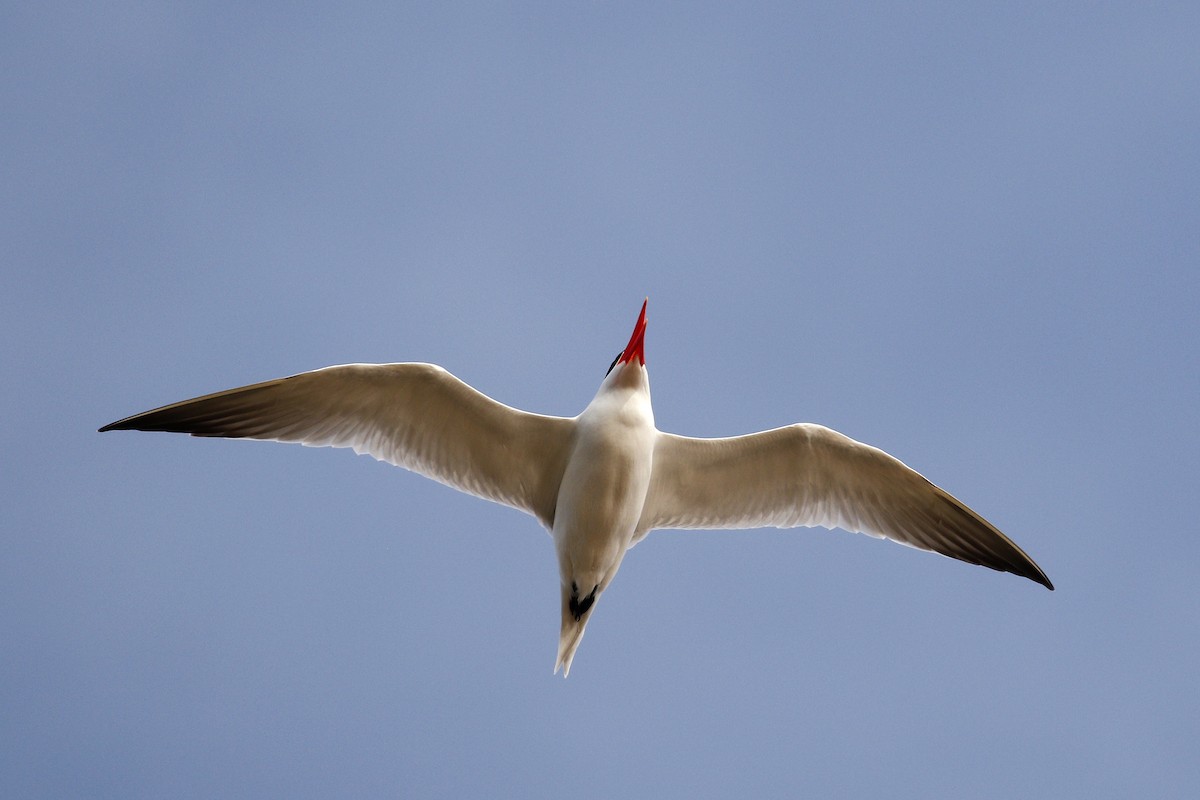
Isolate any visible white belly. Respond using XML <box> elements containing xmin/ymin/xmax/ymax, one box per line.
<box><xmin>552</xmin><ymin>396</ymin><xmax>655</xmax><ymax>594</ymax></box>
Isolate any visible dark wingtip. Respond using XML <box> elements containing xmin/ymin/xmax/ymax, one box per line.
<box><xmin>1020</xmin><ymin>564</ymin><xmax>1054</xmax><ymax>591</ymax></box>
<box><xmin>98</xmin><ymin>417</ymin><xmax>137</xmax><ymax>433</ymax></box>
<box><xmin>1025</xmin><ymin>560</ymin><xmax>1054</xmax><ymax>591</ymax></box>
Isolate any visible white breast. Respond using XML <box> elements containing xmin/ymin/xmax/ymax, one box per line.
<box><xmin>552</xmin><ymin>382</ymin><xmax>656</xmax><ymax>592</ymax></box>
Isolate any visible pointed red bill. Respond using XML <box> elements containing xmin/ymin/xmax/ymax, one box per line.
<box><xmin>619</xmin><ymin>299</ymin><xmax>648</xmax><ymax>366</ymax></box>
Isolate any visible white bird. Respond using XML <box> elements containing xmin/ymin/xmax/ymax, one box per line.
<box><xmin>100</xmin><ymin>300</ymin><xmax>1052</xmax><ymax>676</ymax></box>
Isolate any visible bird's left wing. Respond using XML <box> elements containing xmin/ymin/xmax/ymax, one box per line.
<box><xmin>638</xmin><ymin>425</ymin><xmax>1052</xmax><ymax>588</ymax></box>
<box><xmin>100</xmin><ymin>363</ymin><xmax>575</xmax><ymax>529</ymax></box>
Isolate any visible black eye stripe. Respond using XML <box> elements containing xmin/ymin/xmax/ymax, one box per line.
<box><xmin>605</xmin><ymin>352</ymin><xmax>621</xmax><ymax>376</ymax></box>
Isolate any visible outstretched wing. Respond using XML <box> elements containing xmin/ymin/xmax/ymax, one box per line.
<box><xmin>100</xmin><ymin>363</ymin><xmax>575</xmax><ymax>529</ymax></box>
<box><xmin>639</xmin><ymin>424</ymin><xmax>1052</xmax><ymax>589</ymax></box>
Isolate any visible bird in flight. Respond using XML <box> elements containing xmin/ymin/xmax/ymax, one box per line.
<box><xmin>101</xmin><ymin>299</ymin><xmax>1052</xmax><ymax>676</ymax></box>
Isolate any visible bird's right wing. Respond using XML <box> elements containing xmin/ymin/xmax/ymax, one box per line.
<box><xmin>639</xmin><ymin>425</ymin><xmax>1052</xmax><ymax>589</ymax></box>
<box><xmin>100</xmin><ymin>363</ymin><xmax>575</xmax><ymax>529</ymax></box>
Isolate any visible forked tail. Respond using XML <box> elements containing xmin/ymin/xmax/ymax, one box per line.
<box><xmin>554</xmin><ymin>583</ymin><xmax>595</xmax><ymax>677</ymax></box>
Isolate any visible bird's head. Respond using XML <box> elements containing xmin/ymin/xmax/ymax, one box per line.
<box><xmin>603</xmin><ymin>298</ymin><xmax>648</xmax><ymax>388</ymax></box>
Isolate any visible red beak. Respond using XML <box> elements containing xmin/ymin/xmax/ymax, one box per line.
<box><xmin>619</xmin><ymin>299</ymin><xmax>648</xmax><ymax>366</ymax></box>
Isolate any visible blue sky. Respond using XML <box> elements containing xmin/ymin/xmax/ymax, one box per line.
<box><xmin>3</xmin><ymin>3</ymin><xmax>1198</xmax><ymax>797</ymax></box>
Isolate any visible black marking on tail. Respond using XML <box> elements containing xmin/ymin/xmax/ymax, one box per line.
<box><xmin>569</xmin><ymin>583</ymin><xmax>597</xmax><ymax>621</ymax></box>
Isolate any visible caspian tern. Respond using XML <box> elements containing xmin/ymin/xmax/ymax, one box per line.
<box><xmin>100</xmin><ymin>299</ymin><xmax>1052</xmax><ymax>676</ymax></box>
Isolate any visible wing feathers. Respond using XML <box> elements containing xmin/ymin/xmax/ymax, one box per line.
<box><xmin>100</xmin><ymin>363</ymin><xmax>574</xmax><ymax>528</ymax></box>
<box><xmin>640</xmin><ymin>425</ymin><xmax>1052</xmax><ymax>589</ymax></box>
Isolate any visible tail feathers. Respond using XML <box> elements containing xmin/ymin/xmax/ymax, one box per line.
<box><xmin>554</xmin><ymin>585</ymin><xmax>593</xmax><ymax>677</ymax></box>
<box><xmin>555</xmin><ymin>622</ymin><xmax>588</xmax><ymax>677</ymax></box>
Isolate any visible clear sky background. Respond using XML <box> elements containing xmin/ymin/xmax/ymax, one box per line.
<box><xmin>3</xmin><ymin>3</ymin><xmax>1197</xmax><ymax>798</ymax></box>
